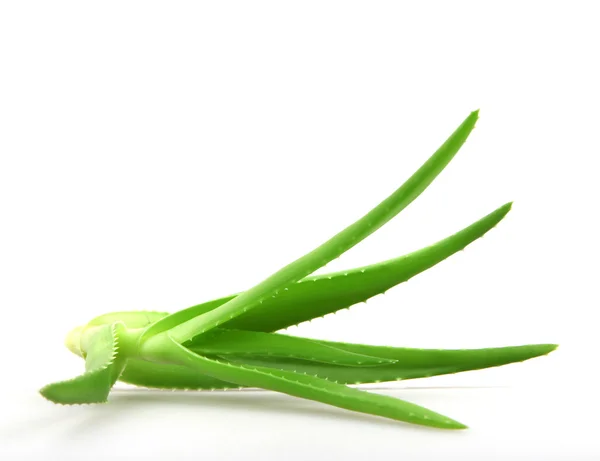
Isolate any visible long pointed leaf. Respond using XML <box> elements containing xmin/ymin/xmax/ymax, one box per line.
<box><xmin>191</xmin><ymin>329</ymin><xmax>396</xmax><ymax>366</ymax></box>
<box><xmin>140</xmin><ymin>333</ymin><xmax>466</xmax><ymax>429</ymax></box>
<box><xmin>141</xmin><ymin>200</ymin><xmax>509</xmax><ymax>339</ymax></box>
<box><xmin>118</xmin><ymin>341</ymin><xmax>556</xmax><ymax>391</ymax></box>
<box><xmin>228</xmin><ymin>201</ymin><xmax>511</xmax><ymax>332</ymax></box>
<box><xmin>220</xmin><ymin>343</ymin><xmax>558</xmax><ymax>384</ymax></box>
<box><xmin>164</xmin><ymin>110</ymin><xmax>480</xmax><ymax>343</ymax></box>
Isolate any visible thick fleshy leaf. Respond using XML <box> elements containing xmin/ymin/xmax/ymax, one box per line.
<box><xmin>118</xmin><ymin>341</ymin><xmax>556</xmax><ymax>391</ymax></box>
<box><xmin>139</xmin><ymin>333</ymin><xmax>466</xmax><ymax>429</ymax></box>
<box><xmin>220</xmin><ymin>343</ymin><xmax>559</xmax><ymax>384</ymax></box>
<box><xmin>227</xmin><ymin>202</ymin><xmax>511</xmax><ymax>332</ymax></box>
<box><xmin>141</xmin><ymin>187</ymin><xmax>508</xmax><ymax>342</ymax></box>
<box><xmin>190</xmin><ymin>329</ymin><xmax>396</xmax><ymax>366</ymax></box>
<box><xmin>163</xmin><ymin>111</ymin><xmax>481</xmax><ymax>343</ymax></box>
<box><xmin>40</xmin><ymin>323</ymin><xmax>124</xmax><ymax>404</ymax></box>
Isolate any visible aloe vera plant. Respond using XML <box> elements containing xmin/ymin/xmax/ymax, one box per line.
<box><xmin>41</xmin><ymin>111</ymin><xmax>557</xmax><ymax>429</ymax></box>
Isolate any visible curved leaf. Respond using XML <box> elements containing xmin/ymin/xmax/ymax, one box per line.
<box><xmin>139</xmin><ymin>333</ymin><xmax>466</xmax><ymax>429</ymax></box>
<box><xmin>165</xmin><ymin>111</ymin><xmax>480</xmax><ymax>343</ymax></box>
<box><xmin>40</xmin><ymin>323</ymin><xmax>124</xmax><ymax>404</ymax></box>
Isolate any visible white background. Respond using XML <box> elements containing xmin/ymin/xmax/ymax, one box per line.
<box><xmin>1</xmin><ymin>1</ymin><xmax>599</xmax><ymax>460</ymax></box>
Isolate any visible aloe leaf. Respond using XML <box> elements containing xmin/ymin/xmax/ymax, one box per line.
<box><xmin>140</xmin><ymin>200</ymin><xmax>509</xmax><ymax>341</ymax></box>
<box><xmin>163</xmin><ymin>111</ymin><xmax>480</xmax><ymax>343</ymax></box>
<box><xmin>190</xmin><ymin>329</ymin><xmax>396</xmax><ymax>366</ymax></box>
<box><xmin>40</xmin><ymin>323</ymin><xmax>124</xmax><ymax>404</ymax></box>
<box><xmin>228</xmin><ymin>201</ymin><xmax>511</xmax><ymax>332</ymax></box>
<box><xmin>139</xmin><ymin>334</ymin><xmax>466</xmax><ymax>429</ymax></box>
<box><xmin>219</xmin><ymin>343</ymin><xmax>558</xmax><ymax>384</ymax></box>
<box><xmin>117</xmin><ymin>341</ymin><xmax>555</xmax><ymax>391</ymax></box>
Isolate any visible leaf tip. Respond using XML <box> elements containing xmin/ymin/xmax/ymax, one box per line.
<box><xmin>499</xmin><ymin>201</ymin><xmax>513</xmax><ymax>215</ymax></box>
<box><xmin>38</xmin><ymin>385</ymin><xmax>52</xmax><ymax>402</ymax></box>
<box><xmin>452</xmin><ymin>421</ymin><xmax>469</xmax><ymax>430</ymax></box>
<box><xmin>540</xmin><ymin>343</ymin><xmax>559</xmax><ymax>355</ymax></box>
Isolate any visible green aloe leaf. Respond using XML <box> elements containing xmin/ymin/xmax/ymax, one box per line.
<box><xmin>117</xmin><ymin>341</ymin><xmax>556</xmax><ymax>391</ymax></box>
<box><xmin>220</xmin><ymin>343</ymin><xmax>558</xmax><ymax>384</ymax></box>
<box><xmin>227</xmin><ymin>201</ymin><xmax>511</xmax><ymax>332</ymax></box>
<box><xmin>140</xmin><ymin>333</ymin><xmax>466</xmax><ymax>429</ymax></box>
<box><xmin>40</xmin><ymin>323</ymin><xmax>124</xmax><ymax>404</ymax></box>
<box><xmin>162</xmin><ymin>111</ymin><xmax>480</xmax><ymax>343</ymax></box>
<box><xmin>142</xmin><ymin>201</ymin><xmax>509</xmax><ymax>339</ymax></box>
<box><xmin>191</xmin><ymin>329</ymin><xmax>396</xmax><ymax>366</ymax></box>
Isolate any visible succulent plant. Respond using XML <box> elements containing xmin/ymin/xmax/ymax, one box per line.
<box><xmin>41</xmin><ymin>111</ymin><xmax>556</xmax><ymax>429</ymax></box>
